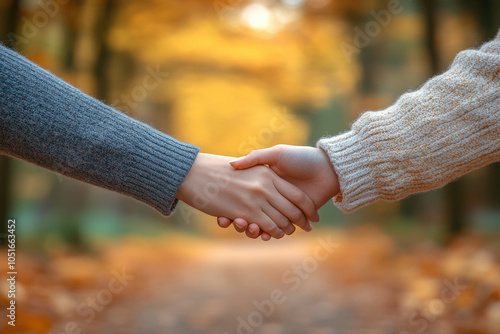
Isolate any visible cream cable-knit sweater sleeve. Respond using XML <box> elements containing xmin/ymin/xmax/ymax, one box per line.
<box><xmin>317</xmin><ymin>32</ymin><xmax>500</xmax><ymax>213</ymax></box>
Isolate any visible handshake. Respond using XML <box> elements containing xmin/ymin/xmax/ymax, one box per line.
<box><xmin>177</xmin><ymin>145</ymin><xmax>340</xmax><ymax>241</ymax></box>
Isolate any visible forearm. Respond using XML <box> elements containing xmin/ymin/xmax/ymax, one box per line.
<box><xmin>0</xmin><ymin>45</ymin><xmax>199</xmax><ymax>216</ymax></box>
<box><xmin>318</xmin><ymin>32</ymin><xmax>500</xmax><ymax>213</ymax></box>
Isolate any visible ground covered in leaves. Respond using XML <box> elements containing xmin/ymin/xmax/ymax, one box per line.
<box><xmin>2</xmin><ymin>226</ymin><xmax>500</xmax><ymax>334</ymax></box>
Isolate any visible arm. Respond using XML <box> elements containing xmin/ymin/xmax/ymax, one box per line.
<box><xmin>0</xmin><ymin>45</ymin><xmax>318</xmax><ymax>236</ymax></box>
<box><xmin>318</xmin><ymin>32</ymin><xmax>500</xmax><ymax>212</ymax></box>
<box><xmin>222</xmin><ymin>31</ymin><xmax>500</xmax><ymax>236</ymax></box>
<box><xmin>0</xmin><ymin>45</ymin><xmax>197</xmax><ymax>216</ymax></box>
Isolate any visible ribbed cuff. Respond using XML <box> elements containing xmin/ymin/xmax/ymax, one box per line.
<box><xmin>123</xmin><ymin>124</ymin><xmax>200</xmax><ymax>216</ymax></box>
<box><xmin>82</xmin><ymin>102</ymin><xmax>201</xmax><ymax>217</ymax></box>
<box><xmin>317</xmin><ymin>130</ymin><xmax>382</xmax><ymax>213</ymax></box>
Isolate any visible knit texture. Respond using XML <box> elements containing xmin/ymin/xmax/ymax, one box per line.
<box><xmin>318</xmin><ymin>32</ymin><xmax>500</xmax><ymax>213</ymax></box>
<box><xmin>0</xmin><ymin>45</ymin><xmax>199</xmax><ymax>216</ymax></box>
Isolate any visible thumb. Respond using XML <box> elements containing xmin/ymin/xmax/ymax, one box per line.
<box><xmin>229</xmin><ymin>147</ymin><xmax>280</xmax><ymax>169</ymax></box>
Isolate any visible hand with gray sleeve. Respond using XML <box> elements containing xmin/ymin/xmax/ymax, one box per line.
<box><xmin>0</xmin><ymin>45</ymin><xmax>319</xmax><ymax>239</ymax></box>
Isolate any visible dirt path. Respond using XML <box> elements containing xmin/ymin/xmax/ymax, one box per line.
<box><xmin>75</xmin><ymin>238</ymin><xmax>401</xmax><ymax>334</ymax></box>
<box><xmin>7</xmin><ymin>231</ymin><xmax>498</xmax><ymax>333</ymax></box>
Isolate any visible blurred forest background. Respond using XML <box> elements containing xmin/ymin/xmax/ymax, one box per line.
<box><xmin>0</xmin><ymin>0</ymin><xmax>500</xmax><ymax>333</ymax></box>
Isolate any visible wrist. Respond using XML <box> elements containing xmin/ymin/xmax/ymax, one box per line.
<box><xmin>177</xmin><ymin>152</ymin><xmax>206</xmax><ymax>204</ymax></box>
<box><xmin>177</xmin><ymin>153</ymin><xmax>233</xmax><ymax>207</ymax></box>
<box><xmin>317</xmin><ymin>147</ymin><xmax>340</xmax><ymax>198</ymax></box>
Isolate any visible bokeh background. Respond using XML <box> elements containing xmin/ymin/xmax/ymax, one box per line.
<box><xmin>1</xmin><ymin>0</ymin><xmax>500</xmax><ymax>333</ymax></box>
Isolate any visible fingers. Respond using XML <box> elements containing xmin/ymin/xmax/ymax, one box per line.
<box><xmin>272</xmin><ymin>177</ymin><xmax>318</xmax><ymax>230</ymax></box>
<box><xmin>217</xmin><ymin>217</ymin><xmax>274</xmax><ymax>240</ymax></box>
<box><xmin>233</xmin><ymin>218</ymin><xmax>248</xmax><ymax>233</ymax></box>
<box><xmin>262</xmin><ymin>205</ymin><xmax>295</xmax><ymax>236</ymax></box>
<box><xmin>217</xmin><ymin>217</ymin><xmax>232</xmax><ymax>228</ymax></box>
<box><xmin>255</xmin><ymin>210</ymin><xmax>286</xmax><ymax>239</ymax></box>
<box><xmin>261</xmin><ymin>232</ymin><xmax>272</xmax><ymax>241</ymax></box>
<box><xmin>245</xmin><ymin>223</ymin><xmax>262</xmax><ymax>239</ymax></box>
<box><xmin>229</xmin><ymin>146</ymin><xmax>282</xmax><ymax>169</ymax></box>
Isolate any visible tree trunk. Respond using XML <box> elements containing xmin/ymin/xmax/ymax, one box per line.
<box><xmin>475</xmin><ymin>0</ymin><xmax>498</xmax><ymax>40</ymax></box>
<box><xmin>94</xmin><ymin>0</ymin><xmax>115</xmax><ymax>101</ymax></box>
<box><xmin>422</xmin><ymin>0</ymin><xmax>467</xmax><ymax>243</ymax></box>
<box><xmin>473</xmin><ymin>0</ymin><xmax>500</xmax><ymax>209</ymax></box>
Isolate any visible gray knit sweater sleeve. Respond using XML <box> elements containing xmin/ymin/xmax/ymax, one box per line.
<box><xmin>0</xmin><ymin>45</ymin><xmax>199</xmax><ymax>216</ymax></box>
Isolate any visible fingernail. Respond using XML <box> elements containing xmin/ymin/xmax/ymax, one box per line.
<box><xmin>229</xmin><ymin>156</ymin><xmax>246</xmax><ymax>164</ymax></box>
<box><xmin>306</xmin><ymin>223</ymin><xmax>313</xmax><ymax>232</ymax></box>
<box><xmin>314</xmin><ymin>213</ymin><xmax>320</xmax><ymax>222</ymax></box>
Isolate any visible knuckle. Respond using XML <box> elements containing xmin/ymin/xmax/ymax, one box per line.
<box><xmin>291</xmin><ymin>190</ymin><xmax>305</xmax><ymax>203</ymax></box>
<box><xmin>273</xmin><ymin>144</ymin><xmax>287</xmax><ymax>156</ymax></box>
<box><xmin>249</xmin><ymin>181</ymin><xmax>266</xmax><ymax>195</ymax></box>
<box><xmin>248</xmin><ymin>149</ymin><xmax>264</xmax><ymax>162</ymax></box>
<box><xmin>276</xmin><ymin>217</ymin><xmax>290</xmax><ymax>229</ymax></box>
<box><xmin>269</xmin><ymin>225</ymin><xmax>284</xmax><ymax>238</ymax></box>
<box><xmin>303</xmin><ymin>206</ymin><xmax>314</xmax><ymax>218</ymax></box>
<box><xmin>289</xmin><ymin>208</ymin><xmax>303</xmax><ymax>222</ymax></box>
<box><xmin>283</xmin><ymin>224</ymin><xmax>295</xmax><ymax>235</ymax></box>
<box><xmin>274</xmin><ymin>144</ymin><xmax>286</xmax><ymax>152</ymax></box>
<box><xmin>247</xmin><ymin>150</ymin><xmax>257</xmax><ymax>159</ymax></box>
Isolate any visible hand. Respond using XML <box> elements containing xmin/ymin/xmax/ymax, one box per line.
<box><xmin>217</xmin><ymin>145</ymin><xmax>339</xmax><ymax>240</ymax></box>
<box><xmin>176</xmin><ymin>153</ymin><xmax>319</xmax><ymax>239</ymax></box>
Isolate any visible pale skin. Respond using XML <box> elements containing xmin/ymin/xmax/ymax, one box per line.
<box><xmin>216</xmin><ymin>145</ymin><xmax>340</xmax><ymax>240</ymax></box>
<box><xmin>176</xmin><ymin>152</ymin><xmax>320</xmax><ymax>239</ymax></box>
